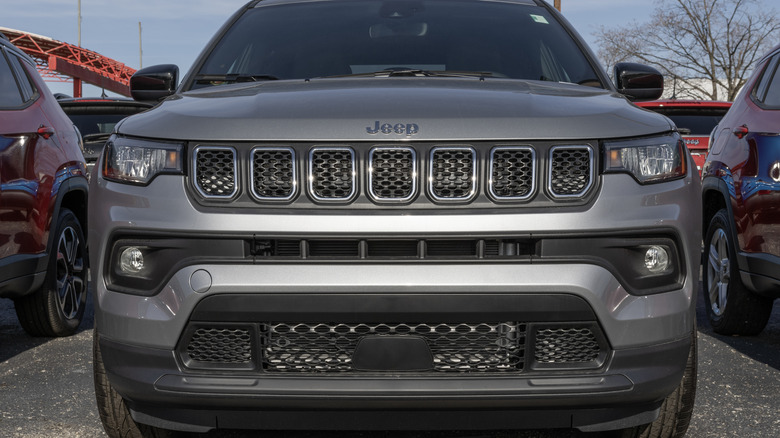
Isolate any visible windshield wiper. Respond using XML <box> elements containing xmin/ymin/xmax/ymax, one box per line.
<box><xmin>82</xmin><ymin>133</ymin><xmax>112</xmax><ymax>142</ymax></box>
<box><xmin>323</xmin><ymin>69</ymin><xmax>494</xmax><ymax>79</ymax></box>
<box><xmin>194</xmin><ymin>73</ymin><xmax>280</xmax><ymax>84</ymax></box>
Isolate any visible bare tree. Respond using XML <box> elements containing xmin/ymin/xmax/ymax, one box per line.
<box><xmin>595</xmin><ymin>0</ymin><xmax>780</xmax><ymax>101</ymax></box>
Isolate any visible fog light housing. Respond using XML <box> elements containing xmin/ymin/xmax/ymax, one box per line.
<box><xmin>644</xmin><ymin>245</ymin><xmax>670</xmax><ymax>273</ymax></box>
<box><xmin>119</xmin><ymin>247</ymin><xmax>145</xmax><ymax>275</ymax></box>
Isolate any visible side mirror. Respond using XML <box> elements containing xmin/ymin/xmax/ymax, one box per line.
<box><xmin>614</xmin><ymin>62</ymin><xmax>664</xmax><ymax>101</ymax></box>
<box><xmin>130</xmin><ymin>64</ymin><xmax>179</xmax><ymax>102</ymax></box>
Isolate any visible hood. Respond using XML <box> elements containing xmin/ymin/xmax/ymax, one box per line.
<box><xmin>118</xmin><ymin>78</ymin><xmax>673</xmax><ymax>142</ymax></box>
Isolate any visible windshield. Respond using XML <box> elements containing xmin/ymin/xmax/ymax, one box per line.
<box><xmin>190</xmin><ymin>0</ymin><xmax>602</xmax><ymax>89</ymax></box>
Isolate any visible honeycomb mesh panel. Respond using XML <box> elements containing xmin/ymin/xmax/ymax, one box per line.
<box><xmin>430</xmin><ymin>148</ymin><xmax>475</xmax><ymax>200</ymax></box>
<box><xmin>310</xmin><ymin>148</ymin><xmax>355</xmax><ymax>200</ymax></box>
<box><xmin>534</xmin><ymin>326</ymin><xmax>600</xmax><ymax>364</ymax></box>
<box><xmin>252</xmin><ymin>148</ymin><xmax>295</xmax><ymax>199</ymax></box>
<box><xmin>491</xmin><ymin>148</ymin><xmax>534</xmax><ymax>198</ymax></box>
<box><xmin>195</xmin><ymin>148</ymin><xmax>236</xmax><ymax>197</ymax></box>
<box><xmin>186</xmin><ymin>327</ymin><xmax>252</xmax><ymax>364</ymax></box>
<box><xmin>549</xmin><ymin>146</ymin><xmax>592</xmax><ymax>197</ymax></box>
<box><xmin>261</xmin><ymin>322</ymin><xmax>525</xmax><ymax>373</ymax></box>
<box><xmin>370</xmin><ymin>148</ymin><xmax>415</xmax><ymax>200</ymax></box>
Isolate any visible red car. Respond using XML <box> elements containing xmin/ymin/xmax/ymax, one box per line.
<box><xmin>0</xmin><ymin>33</ymin><xmax>89</xmax><ymax>336</ymax></box>
<box><xmin>637</xmin><ymin>99</ymin><xmax>732</xmax><ymax>174</ymax></box>
<box><xmin>701</xmin><ymin>43</ymin><xmax>780</xmax><ymax>336</ymax></box>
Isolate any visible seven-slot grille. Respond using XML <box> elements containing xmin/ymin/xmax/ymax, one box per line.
<box><xmin>192</xmin><ymin>144</ymin><xmax>594</xmax><ymax>203</ymax></box>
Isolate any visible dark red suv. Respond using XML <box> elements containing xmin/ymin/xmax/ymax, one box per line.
<box><xmin>637</xmin><ymin>99</ymin><xmax>731</xmax><ymax>175</ymax></box>
<box><xmin>0</xmin><ymin>33</ymin><xmax>89</xmax><ymax>336</ymax></box>
<box><xmin>702</xmin><ymin>43</ymin><xmax>780</xmax><ymax>336</ymax></box>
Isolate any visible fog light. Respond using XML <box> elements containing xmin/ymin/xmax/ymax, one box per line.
<box><xmin>120</xmin><ymin>247</ymin><xmax>145</xmax><ymax>274</ymax></box>
<box><xmin>644</xmin><ymin>246</ymin><xmax>669</xmax><ymax>273</ymax></box>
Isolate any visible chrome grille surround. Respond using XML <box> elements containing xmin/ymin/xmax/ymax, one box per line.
<box><xmin>308</xmin><ymin>147</ymin><xmax>357</xmax><ymax>202</ymax></box>
<box><xmin>368</xmin><ymin>146</ymin><xmax>417</xmax><ymax>202</ymax></box>
<box><xmin>193</xmin><ymin>146</ymin><xmax>238</xmax><ymax>198</ymax></box>
<box><xmin>261</xmin><ymin>321</ymin><xmax>526</xmax><ymax>373</ymax></box>
<box><xmin>548</xmin><ymin>145</ymin><xmax>594</xmax><ymax>198</ymax></box>
<box><xmin>250</xmin><ymin>147</ymin><xmax>297</xmax><ymax>201</ymax></box>
<box><xmin>489</xmin><ymin>146</ymin><xmax>536</xmax><ymax>200</ymax></box>
<box><xmin>428</xmin><ymin>146</ymin><xmax>477</xmax><ymax>202</ymax></box>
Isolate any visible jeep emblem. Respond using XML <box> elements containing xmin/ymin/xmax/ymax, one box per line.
<box><xmin>366</xmin><ymin>121</ymin><xmax>419</xmax><ymax>136</ymax></box>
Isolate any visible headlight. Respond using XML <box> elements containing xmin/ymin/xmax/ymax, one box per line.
<box><xmin>604</xmin><ymin>134</ymin><xmax>687</xmax><ymax>183</ymax></box>
<box><xmin>102</xmin><ymin>136</ymin><xmax>183</xmax><ymax>185</ymax></box>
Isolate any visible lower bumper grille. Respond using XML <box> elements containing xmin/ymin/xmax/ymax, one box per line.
<box><xmin>179</xmin><ymin>321</ymin><xmax>608</xmax><ymax>374</ymax></box>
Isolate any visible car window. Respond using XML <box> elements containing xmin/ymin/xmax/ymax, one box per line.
<box><xmin>0</xmin><ymin>49</ymin><xmax>24</xmax><ymax>108</ymax></box>
<box><xmin>752</xmin><ymin>53</ymin><xmax>780</xmax><ymax>106</ymax></box>
<box><xmin>762</xmin><ymin>56</ymin><xmax>780</xmax><ymax>108</ymax></box>
<box><xmin>190</xmin><ymin>0</ymin><xmax>601</xmax><ymax>90</ymax></box>
<box><xmin>7</xmin><ymin>53</ymin><xmax>37</xmax><ymax>102</ymax></box>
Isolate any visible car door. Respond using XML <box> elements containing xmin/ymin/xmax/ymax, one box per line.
<box><xmin>0</xmin><ymin>47</ymin><xmax>57</xmax><ymax>259</ymax></box>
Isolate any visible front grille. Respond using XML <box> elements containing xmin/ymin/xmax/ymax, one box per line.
<box><xmin>309</xmin><ymin>147</ymin><xmax>356</xmax><ymax>201</ymax></box>
<box><xmin>548</xmin><ymin>146</ymin><xmax>593</xmax><ymax>198</ymax></box>
<box><xmin>261</xmin><ymin>322</ymin><xmax>525</xmax><ymax>373</ymax></box>
<box><xmin>190</xmin><ymin>142</ymin><xmax>597</xmax><ymax>206</ymax></box>
<box><xmin>194</xmin><ymin>147</ymin><xmax>237</xmax><ymax>198</ymax></box>
<box><xmin>429</xmin><ymin>147</ymin><xmax>476</xmax><ymax>201</ymax></box>
<box><xmin>251</xmin><ymin>147</ymin><xmax>296</xmax><ymax>200</ymax></box>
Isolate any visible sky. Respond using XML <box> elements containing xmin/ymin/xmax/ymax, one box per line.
<box><xmin>0</xmin><ymin>0</ymin><xmax>657</xmax><ymax>97</ymax></box>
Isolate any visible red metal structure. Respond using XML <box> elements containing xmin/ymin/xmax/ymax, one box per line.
<box><xmin>0</xmin><ymin>27</ymin><xmax>135</xmax><ymax>97</ymax></box>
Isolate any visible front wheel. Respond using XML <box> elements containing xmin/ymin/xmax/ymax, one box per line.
<box><xmin>14</xmin><ymin>208</ymin><xmax>87</xmax><ymax>337</ymax></box>
<box><xmin>702</xmin><ymin>209</ymin><xmax>772</xmax><ymax>335</ymax></box>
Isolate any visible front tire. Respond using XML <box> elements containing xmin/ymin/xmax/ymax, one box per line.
<box><xmin>14</xmin><ymin>208</ymin><xmax>87</xmax><ymax>337</ymax></box>
<box><xmin>703</xmin><ymin>209</ymin><xmax>772</xmax><ymax>335</ymax></box>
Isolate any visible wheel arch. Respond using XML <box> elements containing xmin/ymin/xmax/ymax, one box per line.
<box><xmin>47</xmin><ymin>175</ymin><xmax>89</xmax><ymax>254</ymax></box>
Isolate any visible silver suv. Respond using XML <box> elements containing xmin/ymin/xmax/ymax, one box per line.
<box><xmin>90</xmin><ymin>1</ymin><xmax>701</xmax><ymax>437</ymax></box>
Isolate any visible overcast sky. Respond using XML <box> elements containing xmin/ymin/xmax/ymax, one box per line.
<box><xmin>2</xmin><ymin>0</ymin><xmax>656</xmax><ymax>96</ymax></box>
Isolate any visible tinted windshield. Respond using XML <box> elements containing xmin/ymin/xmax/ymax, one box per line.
<box><xmin>190</xmin><ymin>0</ymin><xmax>601</xmax><ymax>89</ymax></box>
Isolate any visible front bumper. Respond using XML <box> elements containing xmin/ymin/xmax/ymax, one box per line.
<box><xmin>101</xmin><ymin>331</ymin><xmax>690</xmax><ymax>432</ymax></box>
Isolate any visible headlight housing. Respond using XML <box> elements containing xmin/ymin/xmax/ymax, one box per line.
<box><xmin>604</xmin><ymin>134</ymin><xmax>687</xmax><ymax>183</ymax></box>
<box><xmin>102</xmin><ymin>136</ymin><xmax>183</xmax><ymax>185</ymax></box>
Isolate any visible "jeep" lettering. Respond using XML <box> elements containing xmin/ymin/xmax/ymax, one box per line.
<box><xmin>366</xmin><ymin>121</ymin><xmax>419</xmax><ymax>136</ymax></box>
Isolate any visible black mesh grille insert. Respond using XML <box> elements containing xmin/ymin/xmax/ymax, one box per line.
<box><xmin>195</xmin><ymin>148</ymin><xmax>236</xmax><ymax>197</ymax></box>
<box><xmin>252</xmin><ymin>148</ymin><xmax>295</xmax><ymax>199</ymax></box>
<box><xmin>310</xmin><ymin>148</ymin><xmax>355</xmax><ymax>200</ymax></box>
<box><xmin>430</xmin><ymin>147</ymin><xmax>475</xmax><ymax>200</ymax></box>
<box><xmin>549</xmin><ymin>146</ymin><xmax>592</xmax><ymax>197</ymax></box>
<box><xmin>370</xmin><ymin>147</ymin><xmax>416</xmax><ymax>200</ymax></box>
<box><xmin>534</xmin><ymin>326</ymin><xmax>601</xmax><ymax>364</ymax></box>
<box><xmin>261</xmin><ymin>322</ymin><xmax>525</xmax><ymax>373</ymax></box>
<box><xmin>491</xmin><ymin>147</ymin><xmax>535</xmax><ymax>199</ymax></box>
<box><xmin>185</xmin><ymin>327</ymin><xmax>252</xmax><ymax>365</ymax></box>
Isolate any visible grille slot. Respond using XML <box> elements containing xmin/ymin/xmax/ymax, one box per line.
<box><xmin>548</xmin><ymin>146</ymin><xmax>593</xmax><ymax>198</ymax></box>
<box><xmin>370</xmin><ymin>147</ymin><xmax>417</xmax><ymax>202</ymax></box>
<box><xmin>194</xmin><ymin>147</ymin><xmax>237</xmax><ymax>198</ymax></box>
<box><xmin>184</xmin><ymin>327</ymin><xmax>253</xmax><ymax>367</ymax></box>
<box><xmin>533</xmin><ymin>325</ymin><xmax>603</xmax><ymax>367</ymax></box>
<box><xmin>251</xmin><ymin>147</ymin><xmax>296</xmax><ymax>200</ymax></box>
<box><xmin>309</xmin><ymin>147</ymin><xmax>356</xmax><ymax>201</ymax></box>
<box><xmin>261</xmin><ymin>322</ymin><xmax>526</xmax><ymax>373</ymax></box>
<box><xmin>429</xmin><ymin>147</ymin><xmax>476</xmax><ymax>201</ymax></box>
<box><xmin>490</xmin><ymin>147</ymin><xmax>535</xmax><ymax>200</ymax></box>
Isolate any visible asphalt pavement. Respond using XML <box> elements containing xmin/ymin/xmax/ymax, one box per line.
<box><xmin>1</xmin><ymin>283</ymin><xmax>779</xmax><ymax>438</ymax></box>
